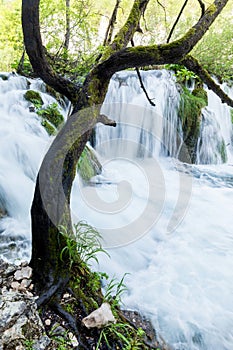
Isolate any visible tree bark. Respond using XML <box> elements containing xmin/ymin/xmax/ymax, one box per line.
<box><xmin>64</xmin><ymin>0</ymin><xmax>71</xmax><ymax>51</ymax></box>
<box><xmin>22</xmin><ymin>0</ymin><xmax>79</xmax><ymax>102</ymax></box>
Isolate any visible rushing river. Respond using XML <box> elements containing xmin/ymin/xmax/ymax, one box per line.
<box><xmin>0</xmin><ymin>71</ymin><xmax>233</xmax><ymax>349</ymax></box>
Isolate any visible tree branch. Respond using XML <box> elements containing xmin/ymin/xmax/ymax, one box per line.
<box><xmin>181</xmin><ymin>55</ymin><xmax>233</xmax><ymax>108</ymax></box>
<box><xmin>110</xmin><ymin>0</ymin><xmax>150</xmax><ymax>51</ymax></box>
<box><xmin>97</xmin><ymin>114</ymin><xmax>117</xmax><ymax>126</ymax></box>
<box><xmin>131</xmin><ymin>39</ymin><xmax>156</xmax><ymax>106</ymax></box>
<box><xmin>167</xmin><ymin>0</ymin><xmax>189</xmax><ymax>43</ymax></box>
<box><xmin>197</xmin><ymin>0</ymin><xmax>205</xmax><ymax>16</ymax></box>
<box><xmin>103</xmin><ymin>0</ymin><xmax>121</xmax><ymax>46</ymax></box>
<box><xmin>22</xmin><ymin>0</ymin><xmax>79</xmax><ymax>103</ymax></box>
<box><xmin>95</xmin><ymin>0</ymin><xmax>229</xmax><ymax>79</ymax></box>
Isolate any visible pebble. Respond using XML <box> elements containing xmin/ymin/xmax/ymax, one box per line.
<box><xmin>45</xmin><ymin>319</ymin><xmax>51</xmax><ymax>326</ymax></box>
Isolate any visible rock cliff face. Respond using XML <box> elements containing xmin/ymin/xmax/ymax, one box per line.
<box><xmin>0</xmin><ymin>260</ymin><xmax>51</xmax><ymax>350</ymax></box>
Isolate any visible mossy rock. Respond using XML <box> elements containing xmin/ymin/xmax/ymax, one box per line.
<box><xmin>192</xmin><ymin>87</ymin><xmax>208</xmax><ymax>105</ymax></box>
<box><xmin>0</xmin><ymin>74</ymin><xmax>8</xmax><ymax>81</ymax></box>
<box><xmin>0</xmin><ymin>207</ymin><xmax>7</xmax><ymax>218</ymax></box>
<box><xmin>77</xmin><ymin>145</ymin><xmax>102</xmax><ymax>182</ymax></box>
<box><xmin>218</xmin><ymin>140</ymin><xmax>227</xmax><ymax>163</ymax></box>
<box><xmin>178</xmin><ymin>86</ymin><xmax>208</xmax><ymax>162</ymax></box>
<box><xmin>37</xmin><ymin>103</ymin><xmax>64</xmax><ymax>128</ymax></box>
<box><xmin>24</xmin><ymin>90</ymin><xmax>43</xmax><ymax>108</ymax></box>
<box><xmin>41</xmin><ymin>119</ymin><xmax>56</xmax><ymax>136</ymax></box>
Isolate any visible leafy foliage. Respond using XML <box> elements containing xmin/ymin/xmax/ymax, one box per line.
<box><xmin>165</xmin><ymin>64</ymin><xmax>197</xmax><ymax>83</ymax></box>
<box><xmin>103</xmin><ymin>273</ymin><xmax>128</xmax><ymax>309</ymax></box>
<box><xmin>59</xmin><ymin>221</ymin><xmax>109</xmax><ymax>269</ymax></box>
<box><xmin>96</xmin><ymin>323</ymin><xmax>146</xmax><ymax>350</ymax></box>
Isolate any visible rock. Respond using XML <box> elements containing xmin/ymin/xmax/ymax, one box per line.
<box><xmin>82</xmin><ymin>302</ymin><xmax>116</xmax><ymax>329</ymax></box>
<box><xmin>0</xmin><ymin>290</ymin><xmax>51</xmax><ymax>350</ymax></box>
<box><xmin>10</xmin><ymin>281</ymin><xmax>20</xmax><ymax>290</ymax></box>
<box><xmin>45</xmin><ymin>319</ymin><xmax>51</xmax><ymax>326</ymax></box>
<box><xmin>14</xmin><ymin>266</ymin><xmax>32</xmax><ymax>281</ymax></box>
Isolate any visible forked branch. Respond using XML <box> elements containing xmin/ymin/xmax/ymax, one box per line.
<box><xmin>110</xmin><ymin>0</ymin><xmax>150</xmax><ymax>51</ymax></box>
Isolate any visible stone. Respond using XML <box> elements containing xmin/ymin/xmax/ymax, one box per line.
<box><xmin>20</xmin><ymin>279</ymin><xmax>32</xmax><ymax>289</ymax></box>
<box><xmin>45</xmin><ymin>319</ymin><xmax>51</xmax><ymax>326</ymax></box>
<box><xmin>14</xmin><ymin>266</ymin><xmax>32</xmax><ymax>281</ymax></box>
<box><xmin>82</xmin><ymin>302</ymin><xmax>116</xmax><ymax>329</ymax></box>
<box><xmin>68</xmin><ymin>332</ymin><xmax>79</xmax><ymax>347</ymax></box>
<box><xmin>10</xmin><ymin>281</ymin><xmax>20</xmax><ymax>290</ymax></box>
<box><xmin>0</xmin><ymin>290</ymin><xmax>51</xmax><ymax>350</ymax></box>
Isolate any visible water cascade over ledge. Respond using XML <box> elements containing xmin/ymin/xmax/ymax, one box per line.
<box><xmin>0</xmin><ymin>71</ymin><xmax>233</xmax><ymax>350</ymax></box>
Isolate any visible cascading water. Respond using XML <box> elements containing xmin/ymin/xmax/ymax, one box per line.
<box><xmin>196</xmin><ymin>84</ymin><xmax>233</xmax><ymax>164</ymax></box>
<box><xmin>0</xmin><ymin>73</ymin><xmax>68</xmax><ymax>262</ymax></box>
<box><xmin>1</xmin><ymin>71</ymin><xmax>233</xmax><ymax>350</ymax></box>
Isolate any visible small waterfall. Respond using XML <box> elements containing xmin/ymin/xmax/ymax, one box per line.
<box><xmin>96</xmin><ymin>70</ymin><xmax>233</xmax><ymax>166</ymax></box>
<box><xmin>96</xmin><ymin>70</ymin><xmax>182</xmax><ymax>159</ymax></box>
<box><xmin>196</xmin><ymin>83</ymin><xmax>233</xmax><ymax>164</ymax></box>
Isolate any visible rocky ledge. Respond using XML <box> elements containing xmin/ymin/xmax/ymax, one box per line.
<box><xmin>0</xmin><ymin>260</ymin><xmax>170</xmax><ymax>350</ymax></box>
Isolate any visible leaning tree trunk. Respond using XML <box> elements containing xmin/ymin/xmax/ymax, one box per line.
<box><xmin>22</xmin><ymin>0</ymin><xmax>232</xmax><ymax>299</ymax></box>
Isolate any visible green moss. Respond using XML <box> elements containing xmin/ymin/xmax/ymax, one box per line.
<box><xmin>24</xmin><ymin>90</ymin><xmax>43</xmax><ymax>108</ymax></box>
<box><xmin>77</xmin><ymin>145</ymin><xmax>102</xmax><ymax>182</ymax></box>
<box><xmin>192</xmin><ymin>87</ymin><xmax>208</xmax><ymax>104</ymax></box>
<box><xmin>37</xmin><ymin>103</ymin><xmax>64</xmax><ymax>128</ymax></box>
<box><xmin>178</xmin><ymin>86</ymin><xmax>207</xmax><ymax>162</ymax></box>
<box><xmin>230</xmin><ymin>108</ymin><xmax>233</xmax><ymax>124</ymax></box>
<box><xmin>218</xmin><ymin>140</ymin><xmax>227</xmax><ymax>163</ymax></box>
<box><xmin>41</xmin><ymin>119</ymin><xmax>56</xmax><ymax>135</ymax></box>
<box><xmin>206</xmin><ymin>4</ymin><xmax>217</xmax><ymax>16</ymax></box>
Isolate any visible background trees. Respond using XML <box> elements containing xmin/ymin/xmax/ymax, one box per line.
<box><xmin>0</xmin><ymin>0</ymin><xmax>232</xmax><ymax>80</ymax></box>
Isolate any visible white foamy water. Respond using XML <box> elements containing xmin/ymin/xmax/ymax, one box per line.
<box><xmin>1</xmin><ymin>71</ymin><xmax>233</xmax><ymax>349</ymax></box>
<box><xmin>0</xmin><ymin>73</ymin><xmax>68</xmax><ymax>262</ymax></box>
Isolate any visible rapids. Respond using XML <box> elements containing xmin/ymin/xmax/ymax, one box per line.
<box><xmin>0</xmin><ymin>71</ymin><xmax>233</xmax><ymax>349</ymax></box>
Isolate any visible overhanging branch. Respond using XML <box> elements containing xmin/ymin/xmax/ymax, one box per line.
<box><xmin>22</xmin><ymin>0</ymin><xmax>79</xmax><ymax>103</ymax></box>
<box><xmin>110</xmin><ymin>0</ymin><xmax>150</xmax><ymax>51</ymax></box>
<box><xmin>167</xmin><ymin>0</ymin><xmax>189</xmax><ymax>43</ymax></box>
<box><xmin>181</xmin><ymin>55</ymin><xmax>233</xmax><ymax>108</ymax></box>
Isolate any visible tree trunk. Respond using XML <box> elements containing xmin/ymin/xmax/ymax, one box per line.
<box><xmin>22</xmin><ymin>0</ymin><xmax>232</xmax><ymax>299</ymax></box>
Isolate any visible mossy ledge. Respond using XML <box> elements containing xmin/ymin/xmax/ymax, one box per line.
<box><xmin>77</xmin><ymin>145</ymin><xmax>102</xmax><ymax>182</ymax></box>
<box><xmin>24</xmin><ymin>90</ymin><xmax>64</xmax><ymax>134</ymax></box>
<box><xmin>178</xmin><ymin>85</ymin><xmax>207</xmax><ymax>162</ymax></box>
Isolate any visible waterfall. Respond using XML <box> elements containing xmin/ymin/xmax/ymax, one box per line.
<box><xmin>196</xmin><ymin>84</ymin><xmax>233</xmax><ymax>164</ymax></box>
<box><xmin>0</xmin><ymin>73</ymin><xmax>68</xmax><ymax>262</ymax></box>
<box><xmin>96</xmin><ymin>70</ymin><xmax>233</xmax><ymax>165</ymax></box>
<box><xmin>1</xmin><ymin>71</ymin><xmax>233</xmax><ymax>350</ymax></box>
<box><xmin>96</xmin><ymin>70</ymin><xmax>183</xmax><ymax>160</ymax></box>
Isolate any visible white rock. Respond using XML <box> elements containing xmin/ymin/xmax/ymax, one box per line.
<box><xmin>11</xmin><ymin>281</ymin><xmax>20</xmax><ymax>290</ymax></box>
<box><xmin>14</xmin><ymin>266</ymin><xmax>32</xmax><ymax>281</ymax></box>
<box><xmin>82</xmin><ymin>302</ymin><xmax>116</xmax><ymax>329</ymax></box>
<box><xmin>45</xmin><ymin>319</ymin><xmax>51</xmax><ymax>326</ymax></box>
